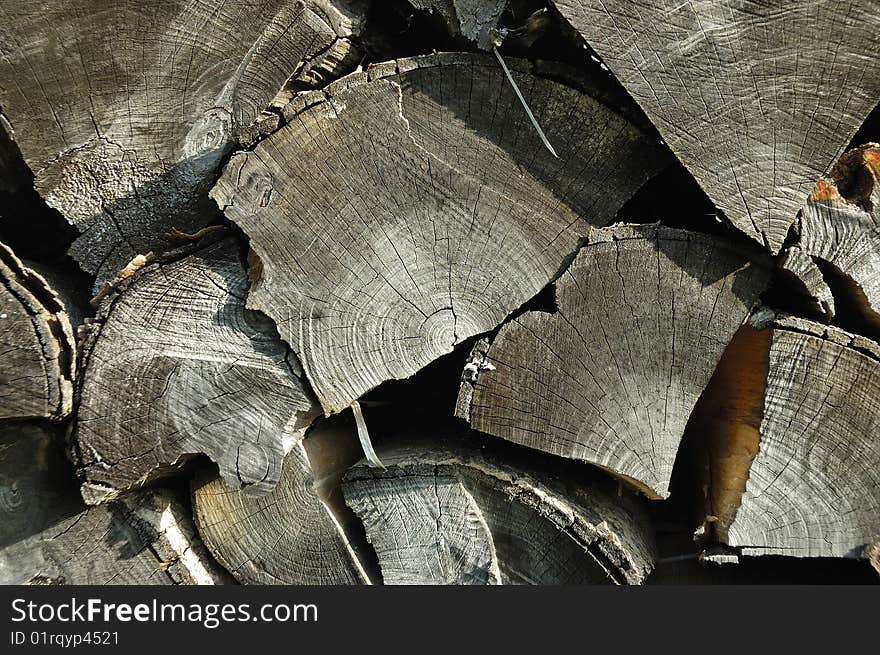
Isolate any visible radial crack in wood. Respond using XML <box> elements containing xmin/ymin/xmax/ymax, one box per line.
<box><xmin>552</xmin><ymin>0</ymin><xmax>880</xmax><ymax>251</ymax></box>
<box><xmin>0</xmin><ymin>424</ymin><xmax>229</xmax><ymax>585</ymax></box>
<box><xmin>0</xmin><ymin>1</ymin><xmax>363</xmax><ymax>285</ymax></box>
<box><xmin>711</xmin><ymin>314</ymin><xmax>880</xmax><ymax>560</ymax></box>
<box><xmin>211</xmin><ymin>52</ymin><xmax>670</xmax><ymax>414</ymax></box>
<box><xmin>0</xmin><ymin>240</ymin><xmax>75</xmax><ymax>421</ymax></box>
<box><xmin>342</xmin><ymin>433</ymin><xmax>657</xmax><ymax>584</ymax></box>
<box><xmin>798</xmin><ymin>144</ymin><xmax>880</xmax><ymax>333</ymax></box>
<box><xmin>456</xmin><ymin>224</ymin><xmax>772</xmax><ymax>499</ymax></box>
<box><xmin>192</xmin><ymin>417</ymin><xmax>373</xmax><ymax>585</ymax></box>
<box><xmin>73</xmin><ymin>238</ymin><xmax>320</xmax><ymax>502</ymax></box>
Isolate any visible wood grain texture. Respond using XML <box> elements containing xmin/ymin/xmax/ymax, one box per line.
<box><xmin>211</xmin><ymin>52</ymin><xmax>670</xmax><ymax>414</ymax></box>
<box><xmin>723</xmin><ymin>315</ymin><xmax>880</xmax><ymax>559</ymax></box>
<box><xmin>343</xmin><ymin>433</ymin><xmax>657</xmax><ymax>584</ymax></box>
<box><xmin>73</xmin><ymin>238</ymin><xmax>319</xmax><ymax>502</ymax></box>
<box><xmin>799</xmin><ymin>145</ymin><xmax>880</xmax><ymax>331</ymax></box>
<box><xmin>0</xmin><ymin>1</ymin><xmax>360</xmax><ymax>284</ymax></box>
<box><xmin>777</xmin><ymin>245</ymin><xmax>835</xmax><ymax>322</ymax></box>
<box><xmin>0</xmin><ymin>424</ymin><xmax>229</xmax><ymax>585</ymax></box>
<box><xmin>553</xmin><ymin>0</ymin><xmax>880</xmax><ymax>251</ymax></box>
<box><xmin>457</xmin><ymin>224</ymin><xmax>771</xmax><ymax>499</ymax></box>
<box><xmin>192</xmin><ymin>421</ymin><xmax>370</xmax><ymax>585</ymax></box>
<box><xmin>0</xmin><ymin>241</ymin><xmax>74</xmax><ymax>421</ymax></box>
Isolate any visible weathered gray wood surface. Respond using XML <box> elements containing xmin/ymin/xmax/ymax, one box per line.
<box><xmin>553</xmin><ymin>0</ymin><xmax>880</xmax><ymax>251</ymax></box>
<box><xmin>716</xmin><ymin>315</ymin><xmax>880</xmax><ymax>560</ymax></box>
<box><xmin>73</xmin><ymin>237</ymin><xmax>319</xmax><ymax>503</ymax></box>
<box><xmin>798</xmin><ymin>145</ymin><xmax>880</xmax><ymax>332</ymax></box>
<box><xmin>0</xmin><ymin>1</ymin><xmax>362</xmax><ymax>285</ymax></box>
<box><xmin>192</xmin><ymin>418</ymin><xmax>371</xmax><ymax>584</ymax></box>
<box><xmin>777</xmin><ymin>245</ymin><xmax>835</xmax><ymax>322</ymax></box>
<box><xmin>342</xmin><ymin>432</ymin><xmax>657</xmax><ymax>584</ymax></box>
<box><xmin>457</xmin><ymin>224</ymin><xmax>771</xmax><ymax>499</ymax></box>
<box><xmin>0</xmin><ymin>424</ymin><xmax>229</xmax><ymax>585</ymax></box>
<box><xmin>211</xmin><ymin>52</ymin><xmax>670</xmax><ymax>414</ymax></box>
<box><xmin>0</xmin><ymin>240</ymin><xmax>74</xmax><ymax>421</ymax></box>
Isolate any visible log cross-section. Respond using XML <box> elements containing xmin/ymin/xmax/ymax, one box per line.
<box><xmin>0</xmin><ymin>424</ymin><xmax>229</xmax><ymax>585</ymax></box>
<box><xmin>457</xmin><ymin>224</ymin><xmax>771</xmax><ymax>499</ymax></box>
<box><xmin>553</xmin><ymin>0</ymin><xmax>880</xmax><ymax>251</ymax></box>
<box><xmin>714</xmin><ymin>316</ymin><xmax>880</xmax><ymax>560</ymax></box>
<box><xmin>73</xmin><ymin>238</ymin><xmax>319</xmax><ymax>502</ymax></box>
<box><xmin>0</xmin><ymin>0</ymin><xmax>362</xmax><ymax>285</ymax></box>
<box><xmin>211</xmin><ymin>52</ymin><xmax>670</xmax><ymax>414</ymax></box>
<box><xmin>342</xmin><ymin>434</ymin><xmax>657</xmax><ymax>584</ymax></box>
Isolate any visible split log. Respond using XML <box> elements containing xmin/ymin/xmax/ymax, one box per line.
<box><xmin>192</xmin><ymin>417</ymin><xmax>372</xmax><ymax>584</ymax></box>
<box><xmin>0</xmin><ymin>0</ymin><xmax>363</xmax><ymax>285</ymax></box>
<box><xmin>456</xmin><ymin>224</ymin><xmax>771</xmax><ymax>499</ymax></box>
<box><xmin>73</xmin><ymin>238</ymin><xmax>319</xmax><ymax>502</ymax></box>
<box><xmin>0</xmin><ymin>424</ymin><xmax>229</xmax><ymax>585</ymax></box>
<box><xmin>342</xmin><ymin>432</ymin><xmax>657</xmax><ymax>584</ymax></box>
<box><xmin>211</xmin><ymin>52</ymin><xmax>670</xmax><ymax>414</ymax></box>
<box><xmin>0</xmin><ymin>240</ymin><xmax>74</xmax><ymax>421</ymax></box>
<box><xmin>797</xmin><ymin>145</ymin><xmax>880</xmax><ymax>333</ymax></box>
<box><xmin>553</xmin><ymin>0</ymin><xmax>880</xmax><ymax>251</ymax></box>
<box><xmin>695</xmin><ymin>313</ymin><xmax>880</xmax><ymax>560</ymax></box>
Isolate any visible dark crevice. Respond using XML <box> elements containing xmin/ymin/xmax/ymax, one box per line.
<box><xmin>846</xmin><ymin>100</ymin><xmax>880</xmax><ymax>152</ymax></box>
<box><xmin>813</xmin><ymin>256</ymin><xmax>880</xmax><ymax>341</ymax></box>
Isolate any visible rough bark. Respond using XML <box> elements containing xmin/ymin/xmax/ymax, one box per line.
<box><xmin>0</xmin><ymin>0</ymin><xmax>363</xmax><ymax>285</ymax></box>
<box><xmin>798</xmin><ymin>145</ymin><xmax>880</xmax><ymax>332</ymax></box>
<box><xmin>0</xmin><ymin>240</ymin><xmax>74</xmax><ymax>421</ymax></box>
<box><xmin>705</xmin><ymin>314</ymin><xmax>880</xmax><ymax>560</ymax></box>
<box><xmin>553</xmin><ymin>0</ymin><xmax>880</xmax><ymax>251</ymax></box>
<box><xmin>211</xmin><ymin>52</ymin><xmax>670</xmax><ymax>414</ymax></box>
<box><xmin>343</xmin><ymin>432</ymin><xmax>657</xmax><ymax>585</ymax></box>
<box><xmin>73</xmin><ymin>237</ymin><xmax>319</xmax><ymax>503</ymax></box>
<box><xmin>0</xmin><ymin>423</ymin><xmax>229</xmax><ymax>585</ymax></box>
<box><xmin>457</xmin><ymin>224</ymin><xmax>771</xmax><ymax>499</ymax></box>
<box><xmin>192</xmin><ymin>418</ymin><xmax>371</xmax><ymax>585</ymax></box>
<box><xmin>407</xmin><ymin>1</ymin><xmax>507</xmax><ymax>48</ymax></box>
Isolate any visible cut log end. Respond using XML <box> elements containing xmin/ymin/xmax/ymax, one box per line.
<box><xmin>342</xmin><ymin>433</ymin><xmax>657</xmax><ymax>585</ymax></box>
<box><xmin>456</xmin><ymin>224</ymin><xmax>771</xmax><ymax>499</ymax></box>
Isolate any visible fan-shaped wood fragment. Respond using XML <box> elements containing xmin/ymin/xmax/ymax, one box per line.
<box><xmin>211</xmin><ymin>53</ymin><xmax>670</xmax><ymax>414</ymax></box>
<box><xmin>0</xmin><ymin>1</ymin><xmax>362</xmax><ymax>284</ymax></box>
<box><xmin>192</xmin><ymin>418</ymin><xmax>370</xmax><ymax>585</ymax></box>
<box><xmin>73</xmin><ymin>238</ymin><xmax>319</xmax><ymax>502</ymax></box>
<box><xmin>717</xmin><ymin>316</ymin><xmax>880</xmax><ymax>560</ymax></box>
<box><xmin>342</xmin><ymin>433</ymin><xmax>656</xmax><ymax>584</ymax></box>
<box><xmin>553</xmin><ymin>0</ymin><xmax>880</xmax><ymax>251</ymax></box>
<box><xmin>0</xmin><ymin>424</ymin><xmax>229</xmax><ymax>585</ymax></box>
<box><xmin>0</xmin><ymin>241</ymin><xmax>74</xmax><ymax>421</ymax></box>
<box><xmin>798</xmin><ymin>145</ymin><xmax>880</xmax><ymax>332</ymax></box>
<box><xmin>456</xmin><ymin>224</ymin><xmax>771</xmax><ymax>498</ymax></box>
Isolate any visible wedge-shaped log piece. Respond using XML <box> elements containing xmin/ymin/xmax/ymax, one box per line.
<box><xmin>456</xmin><ymin>224</ymin><xmax>771</xmax><ymax>499</ymax></box>
<box><xmin>0</xmin><ymin>241</ymin><xmax>74</xmax><ymax>421</ymax></box>
<box><xmin>0</xmin><ymin>1</ymin><xmax>362</xmax><ymax>284</ymax></box>
<box><xmin>193</xmin><ymin>419</ymin><xmax>371</xmax><ymax>585</ymax></box>
<box><xmin>553</xmin><ymin>1</ymin><xmax>880</xmax><ymax>251</ymax></box>
<box><xmin>74</xmin><ymin>238</ymin><xmax>319</xmax><ymax>502</ymax></box>
<box><xmin>799</xmin><ymin>145</ymin><xmax>880</xmax><ymax>332</ymax></box>
<box><xmin>714</xmin><ymin>316</ymin><xmax>880</xmax><ymax>560</ymax></box>
<box><xmin>0</xmin><ymin>424</ymin><xmax>229</xmax><ymax>584</ymax></box>
<box><xmin>211</xmin><ymin>53</ymin><xmax>670</xmax><ymax>414</ymax></box>
<box><xmin>343</xmin><ymin>433</ymin><xmax>656</xmax><ymax>584</ymax></box>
